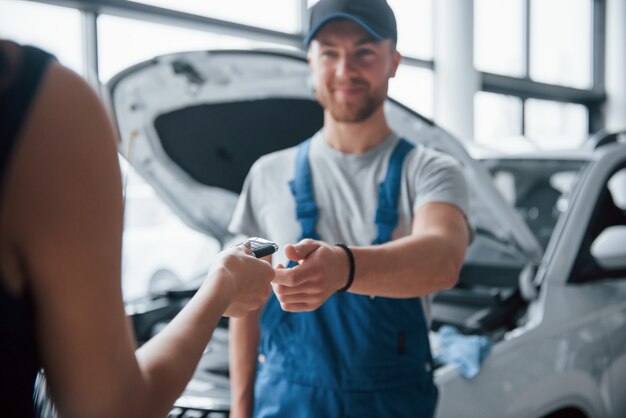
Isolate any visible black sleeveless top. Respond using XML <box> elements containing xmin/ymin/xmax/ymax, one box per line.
<box><xmin>0</xmin><ymin>43</ymin><xmax>53</xmax><ymax>418</ymax></box>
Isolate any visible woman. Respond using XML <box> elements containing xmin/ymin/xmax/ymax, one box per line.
<box><xmin>0</xmin><ymin>40</ymin><xmax>274</xmax><ymax>417</ymax></box>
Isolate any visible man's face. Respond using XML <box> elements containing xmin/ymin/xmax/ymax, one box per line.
<box><xmin>308</xmin><ymin>19</ymin><xmax>401</xmax><ymax>123</ymax></box>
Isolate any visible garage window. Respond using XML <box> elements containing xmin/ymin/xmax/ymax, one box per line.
<box><xmin>530</xmin><ymin>0</ymin><xmax>593</xmax><ymax>89</ymax></box>
<box><xmin>130</xmin><ymin>0</ymin><xmax>301</xmax><ymax>33</ymax></box>
<box><xmin>475</xmin><ymin>92</ymin><xmax>523</xmax><ymax>147</ymax></box>
<box><xmin>474</xmin><ymin>0</ymin><xmax>525</xmax><ymax>77</ymax></box>
<box><xmin>97</xmin><ymin>14</ymin><xmax>289</xmax><ymax>82</ymax></box>
<box><xmin>474</xmin><ymin>0</ymin><xmax>602</xmax><ymax>149</ymax></box>
<box><xmin>525</xmin><ymin>99</ymin><xmax>589</xmax><ymax>149</ymax></box>
<box><xmin>0</xmin><ymin>0</ymin><xmax>83</xmax><ymax>75</ymax></box>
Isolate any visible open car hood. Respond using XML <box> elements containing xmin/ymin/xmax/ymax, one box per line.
<box><xmin>107</xmin><ymin>50</ymin><xmax>543</xmax><ymax>262</ymax></box>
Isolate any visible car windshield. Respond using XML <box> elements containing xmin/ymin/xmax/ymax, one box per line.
<box><xmin>481</xmin><ymin>157</ymin><xmax>588</xmax><ymax>251</ymax></box>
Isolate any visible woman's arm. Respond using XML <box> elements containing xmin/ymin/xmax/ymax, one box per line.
<box><xmin>1</xmin><ymin>61</ymin><xmax>273</xmax><ymax>418</ymax></box>
<box><xmin>229</xmin><ymin>309</ymin><xmax>262</xmax><ymax>418</ymax></box>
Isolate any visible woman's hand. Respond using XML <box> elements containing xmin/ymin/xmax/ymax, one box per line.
<box><xmin>206</xmin><ymin>245</ymin><xmax>274</xmax><ymax>318</ymax></box>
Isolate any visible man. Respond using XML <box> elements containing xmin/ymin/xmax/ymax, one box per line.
<box><xmin>228</xmin><ymin>0</ymin><xmax>471</xmax><ymax>416</ymax></box>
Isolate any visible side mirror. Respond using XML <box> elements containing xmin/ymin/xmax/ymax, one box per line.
<box><xmin>591</xmin><ymin>226</ymin><xmax>626</xmax><ymax>270</ymax></box>
<box><xmin>519</xmin><ymin>263</ymin><xmax>539</xmax><ymax>301</ymax></box>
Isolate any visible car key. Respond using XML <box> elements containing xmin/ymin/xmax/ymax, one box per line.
<box><xmin>239</xmin><ymin>237</ymin><xmax>279</xmax><ymax>258</ymax></box>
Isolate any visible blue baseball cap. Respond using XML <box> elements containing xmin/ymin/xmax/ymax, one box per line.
<box><xmin>304</xmin><ymin>0</ymin><xmax>397</xmax><ymax>46</ymax></box>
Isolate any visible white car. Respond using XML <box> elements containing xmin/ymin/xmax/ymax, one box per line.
<box><xmin>121</xmin><ymin>174</ymin><xmax>221</xmax><ymax>301</ymax></box>
<box><xmin>108</xmin><ymin>50</ymin><xmax>626</xmax><ymax>418</ymax></box>
<box><xmin>434</xmin><ymin>139</ymin><xmax>626</xmax><ymax>418</ymax></box>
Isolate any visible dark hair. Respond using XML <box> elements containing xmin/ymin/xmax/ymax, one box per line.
<box><xmin>0</xmin><ymin>45</ymin><xmax>8</xmax><ymax>78</ymax></box>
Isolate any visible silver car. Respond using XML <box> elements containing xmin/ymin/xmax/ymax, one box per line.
<box><xmin>436</xmin><ymin>139</ymin><xmax>626</xmax><ymax>418</ymax></box>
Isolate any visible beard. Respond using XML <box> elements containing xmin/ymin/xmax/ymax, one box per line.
<box><xmin>316</xmin><ymin>80</ymin><xmax>388</xmax><ymax>123</ymax></box>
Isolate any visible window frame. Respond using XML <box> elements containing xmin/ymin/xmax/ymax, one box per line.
<box><xmin>25</xmin><ymin>0</ymin><xmax>434</xmax><ymax>103</ymax></box>
<box><xmin>20</xmin><ymin>0</ymin><xmax>603</xmax><ymax>135</ymax></box>
<box><xmin>478</xmin><ymin>0</ymin><xmax>606</xmax><ymax>136</ymax></box>
<box><xmin>28</xmin><ymin>0</ymin><xmax>307</xmax><ymax>86</ymax></box>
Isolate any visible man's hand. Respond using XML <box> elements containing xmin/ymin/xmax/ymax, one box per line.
<box><xmin>272</xmin><ymin>239</ymin><xmax>350</xmax><ymax>312</ymax></box>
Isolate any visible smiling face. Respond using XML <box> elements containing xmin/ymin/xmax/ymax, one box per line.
<box><xmin>308</xmin><ymin>19</ymin><xmax>401</xmax><ymax>123</ymax></box>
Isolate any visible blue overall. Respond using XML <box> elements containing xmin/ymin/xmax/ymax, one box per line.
<box><xmin>253</xmin><ymin>138</ymin><xmax>438</xmax><ymax>418</ymax></box>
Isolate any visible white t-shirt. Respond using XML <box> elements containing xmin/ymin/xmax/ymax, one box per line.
<box><xmin>230</xmin><ymin>128</ymin><xmax>469</xmax><ymax>261</ymax></box>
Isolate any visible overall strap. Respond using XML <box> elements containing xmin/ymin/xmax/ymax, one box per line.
<box><xmin>261</xmin><ymin>139</ymin><xmax>319</xmax><ymax>337</ymax></box>
<box><xmin>372</xmin><ymin>138</ymin><xmax>415</xmax><ymax>245</ymax></box>
<box><xmin>287</xmin><ymin>138</ymin><xmax>320</xmax><ymax>267</ymax></box>
<box><xmin>289</xmin><ymin>138</ymin><xmax>321</xmax><ymax>240</ymax></box>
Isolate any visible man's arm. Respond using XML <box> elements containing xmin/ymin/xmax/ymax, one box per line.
<box><xmin>272</xmin><ymin>202</ymin><xmax>469</xmax><ymax>311</ymax></box>
<box><xmin>348</xmin><ymin>201</ymin><xmax>469</xmax><ymax>296</ymax></box>
<box><xmin>229</xmin><ymin>309</ymin><xmax>261</xmax><ymax>418</ymax></box>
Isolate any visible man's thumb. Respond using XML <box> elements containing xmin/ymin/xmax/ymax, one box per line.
<box><xmin>284</xmin><ymin>240</ymin><xmax>319</xmax><ymax>262</ymax></box>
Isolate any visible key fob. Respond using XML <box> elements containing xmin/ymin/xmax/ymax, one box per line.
<box><xmin>242</xmin><ymin>237</ymin><xmax>279</xmax><ymax>258</ymax></box>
